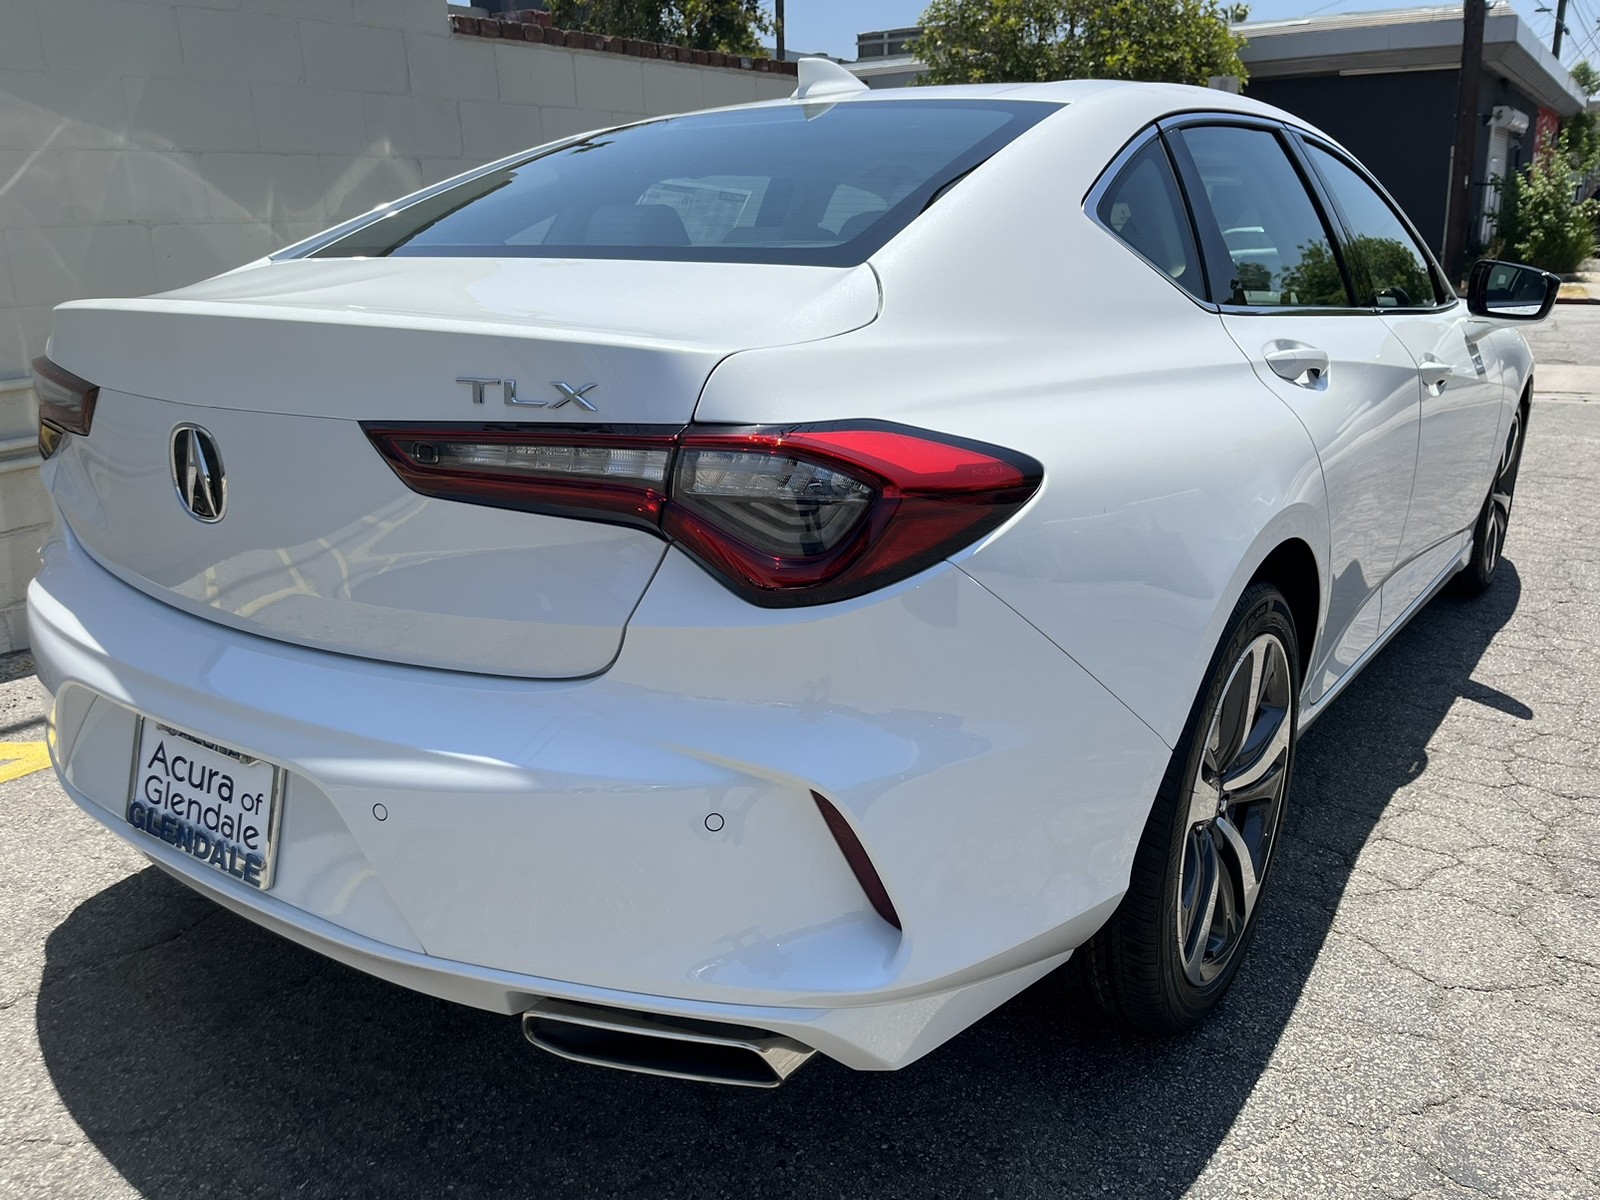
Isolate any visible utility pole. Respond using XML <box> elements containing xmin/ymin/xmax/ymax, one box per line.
<box><xmin>1551</xmin><ymin>0</ymin><xmax>1568</xmax><ymax>56</ymax></box>
<box><xmin>1443</xmin><ymin>0</ymin><xmax>1486</xmax><ymax>283</ymax></box>
<box><xmin>776</xmin><ymin>0</ymin><xmax>785</xmax><ymax>61</ymax></box>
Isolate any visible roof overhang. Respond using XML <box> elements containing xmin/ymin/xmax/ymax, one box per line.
<box><xmin>847</xmin><ymin>55</ymin><xmax>926</xmax><ymax>81</ymax></box>
<box><xmin>1236</xmin><ymin>4</ymin><xmax>1587</xmax><ymax>116</ymax></box>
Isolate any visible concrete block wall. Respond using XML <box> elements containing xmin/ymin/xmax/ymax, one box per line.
<box><xmin>0</xmin><ymin>380</ymin><xmax>47</xmax><ymax>651</ymax></box>
<box><xmin>0</xmin><ymin>0</ymin><xmax>796</xmax><ymax>652</ymax></box>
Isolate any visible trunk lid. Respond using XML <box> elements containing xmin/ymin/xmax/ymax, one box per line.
<box><xmin>45</xmin><ymin>257</ymin><xmax>878</xmax><ymax>677</ymax></box>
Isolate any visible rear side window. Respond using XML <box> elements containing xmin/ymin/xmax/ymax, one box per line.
<box><xmin>1175</xmin><ymin>125</ymin><xmax>1352</xmax><ymax>308</ymax></box>
<box><xmin>305</xmin><ymin>100</ymin><xmax>1058</xmax><ymax>267</ymax></box>
<box><xmin>1095</xmin><ymin>139</ymin><xmax>1205</xmax><ymax>300</ymax></box>
<box><xmin>1304</xmin><ymin>144</ymin><xmax>1444</xmax><ymax>309</ymax></box>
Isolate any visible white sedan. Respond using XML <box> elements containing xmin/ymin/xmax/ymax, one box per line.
<box><xmin>28</xmin><ymin>64</ymin><xmax>1556</xmax><ymax>1086</ymax></box>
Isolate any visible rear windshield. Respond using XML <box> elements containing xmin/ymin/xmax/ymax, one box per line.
<box><xmin>302</xmin><ymin>99</ymin><xmax>1058</xmax><ymax>267</ymax></box>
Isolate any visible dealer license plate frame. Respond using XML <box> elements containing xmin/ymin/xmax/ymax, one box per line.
<box><xmin>125</xmin><ymin>716</ymin><xmax>284</xmax><ymax>891</ymax></box>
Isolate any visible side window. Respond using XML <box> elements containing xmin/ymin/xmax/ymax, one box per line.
<box><xmin>1095</xmin><ymin>139</ymin><xmax>1205</xmax><ymax>300</ymax></box>
<box><xmin>1304</xmin><ymin>145</ymin><xmax>1443</xmax><ymax>309</ymax></box>
<box><xmin>1175</xmin><ymin>125</ymin><xmax>1351</xmax><ymax>308</ymax></box>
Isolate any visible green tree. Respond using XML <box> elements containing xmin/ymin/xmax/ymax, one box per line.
<box><xmin>913</xmin><ymin>0</ymin><xmax>1247</xmax><ymax>87</ymax></box>
<box><xmin>680</xmin><ymin>0</ymin><xmax>771</xmax><ymax>54</ymax></box>
<box><xmin>1496</xmin><ymin>129</ymin><xmax>1599</xmax><ymax>273</ymax></box>
<box><xmin>1562</xmin><ymin>60</ymin><xmax>1599</xmax><ymax>177</ymax></box>
<box><xmin>546</xmin><ymin>0</ymin><xmax>771</xmax><ymax>55</ymax></box>
<box><xmin>1571</xmin><ymin>60</ymin><xmax>1599</xmax><ymax>97</ymax></box>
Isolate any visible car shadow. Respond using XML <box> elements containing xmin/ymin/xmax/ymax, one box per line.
<box><xmin>35</xmin><ymin>566</ymin><xmax>1525</xmax><ymax>1200</ymax></box>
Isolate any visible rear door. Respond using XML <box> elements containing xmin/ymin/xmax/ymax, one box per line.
<box><xmin>1294</xmin><ymin>137</ymin><xmax>1504</xmax><ymax>629</ymax></box>
<box><xmin>1166</xmin><ymin>120</ymin><xmax>1423</xmax><ymax>704</ymax></box>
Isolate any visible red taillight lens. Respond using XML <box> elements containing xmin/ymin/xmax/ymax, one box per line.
<box><xmin>664</xmin><ymin>427</ymin><xmax>1041</xmax><ymax>604</ymax></box>
<box><xmin>362</xmin><ymin>421</ymin><xmax>1042</xmax><ymax>607</ymax></box>
<box><xmin>32</xmin><ymin>355</ymin><xmax>99</xmax><ymax>459</ymax></box>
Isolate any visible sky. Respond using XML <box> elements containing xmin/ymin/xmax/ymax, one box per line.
<box><xmin>780</xmin><ymin>0</ymin><xmax>1600</xmax><ymax>66</ymax></box>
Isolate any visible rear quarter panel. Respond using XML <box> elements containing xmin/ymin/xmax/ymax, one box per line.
<box><xmin>694</xmin><ymin>91</ymin><xmax>1329</xmax><ymax>749</ymax></box>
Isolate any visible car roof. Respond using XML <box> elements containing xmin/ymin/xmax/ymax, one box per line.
<box><xmin>756</xmin><ymin>77</ymin><xmax>1314</xmax><ymax>134</ymax></box>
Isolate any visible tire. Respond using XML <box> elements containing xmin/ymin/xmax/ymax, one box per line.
<box><xmin>1453</xmin><ymin>404</ymin><xmax>1526</xmax><ymax>597</ymax></box>
<box><xmin>1076</xmin><ymin>582</ymin><xmax>1299</xmax><ymax>1035</ymax></box>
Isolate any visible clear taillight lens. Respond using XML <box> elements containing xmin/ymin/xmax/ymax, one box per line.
<box><xmin>364</xmin><ymin>426</ymin><xmax>680</xmax><ymax>527</ymax></box>
<box><xmin>363</xmin><ymin>421</ymin><xmax>1042</xmax><ymax>607</ymax></box>
<box><xmin>32</xmin><ymin>355</ymin><xmax>99</xmax><ymax>459</ymax></box>
<box><xmin>672</xmin><ymin>447</ymin><xmax>874</xmax><ymax>557</ymax></box>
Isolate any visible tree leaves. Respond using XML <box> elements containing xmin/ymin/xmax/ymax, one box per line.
<box><xmin>1495</xmin><ymin>130</ymin><xmax>1599</xmax><ymax>274</ymax></box>
<box><xmin>913</xmin><ymin>0</ymin><xmax>1247</xmax><ymax>87</ymax></box>
<box><xmin>546</xmin><ymin>0</ymin><xmax>772</xmax><ymax>55</ymax></box>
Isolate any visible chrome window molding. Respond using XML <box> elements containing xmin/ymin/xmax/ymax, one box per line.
<box><xmin>1082</xmin><ymin>123</ymin><xmax>1221</xmax><ymax>313</ymax></box>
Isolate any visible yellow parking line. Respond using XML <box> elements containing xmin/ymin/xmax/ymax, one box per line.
<box><xmin>0</xmin><ymin>742</ymin><xmax>53</xmax><ymax>783</ymax></box>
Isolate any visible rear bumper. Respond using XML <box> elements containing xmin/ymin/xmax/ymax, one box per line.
<box><xmin>29</xmin><ymin>522</ymin><xmax>1167</xmax><ymax>1070</ymax></box>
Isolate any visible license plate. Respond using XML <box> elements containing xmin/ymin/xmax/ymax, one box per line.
<box><xmin>126</xmin><ymin>718</ymin><xmax>282</xmax><ymax>890</ymax></box>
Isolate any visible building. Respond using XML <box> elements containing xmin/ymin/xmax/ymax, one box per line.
<box><xmin>849</xmin><ymin>5</ymin><xmax>1591</xmax><ymax>256</ymax></box>
<box><xmin>1239</xmin><ymin>4</ymin><xmax>1589</xmax><ymax>255</ymax></box>
<box><xmin>851</xmin><ymin>27</ymin><xmax>926</xmax><ymax>89</ymax></box>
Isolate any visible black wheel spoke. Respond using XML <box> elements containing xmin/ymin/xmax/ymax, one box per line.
<box><xmin>1214</xmin><ymin>813</ymin><xmax>1261</xmax><ymax>926</ymax></box>
<box><xmin>1220</xmin><ymin>702</ymin><xmax>1290</xmax><ymax>800</ymax></box>
<box><xmin>1179</xmin><ymin>827</ymin><xmax>1221</xmax><ymax>985</ymax></box>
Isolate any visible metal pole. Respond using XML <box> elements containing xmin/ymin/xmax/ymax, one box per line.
<box><xmin>1443</xmin><ymin>0</ymin><xmax>1487</xmax><ymax>283</ymax></box>
<box><xmin>776</xmin><ymin>0</ymin><xmax>785</xmax><ymax>60</ymax></box>
<box><xmin>1552</xmin><ymin>0</ymin><xmax>1568</xmax><ymax>57</ymax></box>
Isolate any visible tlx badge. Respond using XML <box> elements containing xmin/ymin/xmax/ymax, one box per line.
<box><xmin>456</xmin><ymin>377</ymin><xmax>599</xmax><ymax>411</ymax></box>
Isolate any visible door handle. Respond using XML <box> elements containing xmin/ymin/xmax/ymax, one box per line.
<box><xmin>1264</xmin><ymin>344</ymin><xmax>1330</xmax><ymax>388</ymax></box>
<box><xmin>1418</xmin><ymin>358</ymin><xmax>1452</xmax><ymax>395</ymax></box>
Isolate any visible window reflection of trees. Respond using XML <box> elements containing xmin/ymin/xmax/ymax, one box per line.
<box><xmin>1343</xmin><ymin>236</ymin><xmax>1433</xmax><ymax>307</ymax></box>
<box><xmin>1272</xmin><ymin>241</ymin><xmax>1345</xmax><ymax>306</ymax></box>
<box><xmin>1233</xmin><ymin>236</ymin><xmax>1431</xmax><ymax>308</ymax></box>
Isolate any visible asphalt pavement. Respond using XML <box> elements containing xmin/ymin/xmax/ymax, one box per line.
<box><xmin>2</xmin><ymin>310</ymin><xmax>1597</xmax><ymax>1199</ymax></box>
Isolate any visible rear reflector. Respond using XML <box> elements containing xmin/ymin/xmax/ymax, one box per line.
<box><xmin>33</xmin><ymin>355</ymin><xmax>99</xmax><ymax>459</ymax></box>
<box><xmin>812</xmin><ymin>791</ymin><xmax>901</xmax><ymax>931</ymax></box>
<box><xmin>363</xmin><ymin>420</ymin><xmax>1042</xmax><ymax>607</ymax></box>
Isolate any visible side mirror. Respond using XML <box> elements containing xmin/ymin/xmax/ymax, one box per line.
<box><xmin>1467</xmin><ymin>259</ymin><xmax>1561</xmax><ymax>321</ymax></box>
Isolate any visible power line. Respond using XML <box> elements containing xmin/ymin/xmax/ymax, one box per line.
<box><xmin>1564</xmin><ymin>0</ymin><xmax>1600</xmax><ymax>57</ymax></box>
<box><xmin>1553</xmin><ymin>0</ymin><xmax>1600</xmax><ymax>60</ymax></box>
<box><xmin>1561</xmin><ymin>0</ymin><xmax>1600</xmax><ymax>60</ymax></box>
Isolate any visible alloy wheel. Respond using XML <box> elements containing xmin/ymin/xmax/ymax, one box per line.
<box><xmin>1484</xmin><ymin>410</ymin><xmax>1523</xmax><ymax>575</ymax></box>
<box><xmin>1175</xmin><ymin>633</ymin><xmax>1293</xmax><ymax>987</ymax></box>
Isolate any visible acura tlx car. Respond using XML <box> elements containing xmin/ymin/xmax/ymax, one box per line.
<box><xmin>28</xmin><ymin>63</ymin><xmax>1557</xmax><ymax>1086</ymax></box>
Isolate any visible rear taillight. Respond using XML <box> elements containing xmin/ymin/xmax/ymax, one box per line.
<box><xmin>363</xmin><ymin>421</ymin><xmax>1042</xmax><ymax>607</ymax></box>
<box><xmin>32</xmin><ymin>355</ymin><xmax>99</xmax><ymax>460</ymax></box>
<box><xmin>364</xmin><ymin>426</ymin><xmax>679</xmax><ymax>529</ymax></box>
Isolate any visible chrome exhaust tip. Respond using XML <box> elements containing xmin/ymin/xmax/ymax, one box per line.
<box><xmin>521</xmin><ymin>998</ymin><xmax>817</xmax><ymax>1088</ymax></box>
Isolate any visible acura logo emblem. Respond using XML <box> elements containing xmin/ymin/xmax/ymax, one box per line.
<box><xmin>171</xmin><ymin>424</ymin><xmax>226</xmax><ymax>522</ymax></box>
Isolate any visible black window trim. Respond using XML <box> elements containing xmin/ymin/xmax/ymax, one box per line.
<box><xmin>1081</xmin><ymin>122</ymin><xmax>1220</xmax><ymax>312</ymax></box>
<box><xmin>1287</xmin><ymin>130</ymin><xmax>1460</xmax><ymax>313</ymax></box>
<box><xmin>1160</xmin><ymin>113</ymin><xmax>1373</xmax><ymax>317</ymax></box>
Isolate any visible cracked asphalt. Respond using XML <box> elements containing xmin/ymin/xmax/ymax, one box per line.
<box><xmin>2</xmin><ymin>311</ymin><xmax>1597</xmax><ymax>1199</ymax></box>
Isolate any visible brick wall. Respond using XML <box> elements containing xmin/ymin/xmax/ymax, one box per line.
<box><xmin>0</xmin><ymin>0</ymin><xmax>797</xmax><ymax>651</ymax></box>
